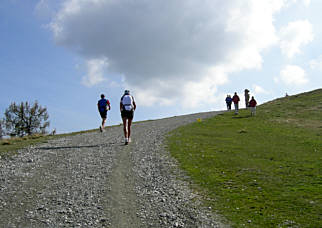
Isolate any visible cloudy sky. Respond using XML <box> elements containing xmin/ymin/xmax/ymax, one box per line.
<box><xmin>1</xmin><ymin>0</ymin><xmax>321</xmax><ymax>133</ymax></box>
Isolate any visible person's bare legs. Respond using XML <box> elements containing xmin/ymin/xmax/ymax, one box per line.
<box><xmin>99</xmin><ymin>117</ymin><xmax>106</xmax><ymax>132</ymax></box>
<box><xmin>127</xmin><ymin>118</ymin><xmax>133</xmax><ymax>141</ymax></box>
<box><xmin>122</xmin><ymin>117</ymin><xmax>128</xmax><ymax>139</ymax></box>
<box><xmin>101</xmin><ymin>118</ymin><xmax>106</xmax><ymax>129</ymax></box>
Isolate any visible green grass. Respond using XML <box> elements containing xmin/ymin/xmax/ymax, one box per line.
<box><xmin>167</xmin><ymin>89</ymin><xmax>322</xmax><ymax>227</ymax></box>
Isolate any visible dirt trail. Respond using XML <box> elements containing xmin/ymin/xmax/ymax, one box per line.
<box><xmin>0</xmin><ymin>112</ymin><xmax>229</xmax><ymax>228</ymax></box>
<box><xmin>105</xmin><ymin>144</ymin><xmax>142</xmax><ymax>228</ymax></box>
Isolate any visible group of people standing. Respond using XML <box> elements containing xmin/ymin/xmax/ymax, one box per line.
<box><xmin>225</xmin><ymin>89</ymin><xmax>257</xmax><ymax>116</ymax></box>
<box><xmin>97</xmin><ymin>90</ymin><xmax>136</xmax><ymax>145</ymax></box>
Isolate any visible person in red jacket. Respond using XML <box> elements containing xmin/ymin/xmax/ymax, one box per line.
<box><xmin>249</xmin><ymin>96</ymin><xmax>257</xmax><ymax>116</ymax></box>
<box><xmin>232</xmin><ymin>92</ymin><xmax>240</xmax><ymax>114</ymax></box>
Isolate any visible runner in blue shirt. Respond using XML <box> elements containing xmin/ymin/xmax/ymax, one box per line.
<box><xmin>97</xmin><ymin>94</ymin><xmax>111</xmax><ymax>132</ymax></box>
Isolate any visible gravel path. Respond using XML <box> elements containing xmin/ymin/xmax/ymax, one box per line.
<box><xmin>0</xmin><ymin>111</ymin><xmax>229</xmax><ymax>228</ymax></box>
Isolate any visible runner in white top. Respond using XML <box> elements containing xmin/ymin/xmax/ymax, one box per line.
<box><xmin>120</xmin><ymin>90</ymin><xmax>136</xmax><ymax>145</ymax></box>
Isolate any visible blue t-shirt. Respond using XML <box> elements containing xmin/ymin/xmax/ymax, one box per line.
<box><xmin>225</xmin><ymin>97</ymin><xmax>232</xmax><ymax>103</ymax></box>
<box><xmin>98</xmin><ymin>98</ymin><xmax>109</xmax><ymax>112</ymax></box>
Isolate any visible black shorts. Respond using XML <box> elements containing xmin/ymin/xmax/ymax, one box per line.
<box><xmin>121</xmin><ymin>110</ymin><xmax>134</xmax><ymax>119</ymax></box>
<box><xmin>99</xmin><ymin>110</ymin><xmax>107</xmax><ymax>119</ymax></box>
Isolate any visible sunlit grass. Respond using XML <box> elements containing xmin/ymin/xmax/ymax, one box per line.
<box><xmin>167</xmin><ymin>89</ymin><xmax>322</xmax><ymax>227</ymax></box>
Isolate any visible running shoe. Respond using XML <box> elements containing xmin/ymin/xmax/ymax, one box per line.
<box><xmin>99</xmin><ymin>126</ymin><xmax>103</xmax><ymax>132</ymax></box>
<box><xmin>125</xmin><ymin>138</ymin><xmax>129</xmax><ymax>145</ymax></box>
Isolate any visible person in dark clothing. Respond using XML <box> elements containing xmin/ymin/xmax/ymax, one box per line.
<box><xmin>97</xmin><ymin>94</ymin><xmax>111</xmax><ymax>132</ymax></box>
<box><xmin>244</xmin><ymin>89</ymin><xmax>250</xmax><ymax>108</ymax></box>
<box><xmin>225</xmin><ymin>95</ymin><xmax>232</xmax><ymax>110</ymax></box>
<box><xmin>232</xmin><ymin>92</ymin><xmax>240</xmax><ymax>114</ymax></box>
<box><xmin>249</xmin><ymin>96</ymin><xmax>257</xmax><ymax>116</ymax></box>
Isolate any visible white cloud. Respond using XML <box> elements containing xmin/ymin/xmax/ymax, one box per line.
<box><xmin>279</xmin><ymin>20</ymin><xmax>314</xmax><ymax>58</ymax></box>
<box><xmin>285</xmin><ymin>0</ymin><xmax>311</xmax><ymax>7</ymax></box>
<box><xmin>35</xmin><ymin>0</ymin><xmax>50</xmax><ymax>11</ymax></box>
<box><xmin>273</xmin><ymin>77</ymin><xmax>280</xmax><ymax>84</ymax></box>
<box><xmin>133</xmin><ymin>66</ymin><xmax>229</xmax><ymax>108</ymax></box>
<box><xmin>252</xmin><ymin>84</ymin><xmax>269</xmax><ymax>95</ymax></box>
<box><xmin>302</xmin><ymin>0</ymin><xmax>311</xmax><ymax>7</ymax></box>
<box><xmin>81</xmin><ymin>58</ymin><xmax>108</xmax><ymax>87</ymax></box>
<box><xmin>34</xmin><ymin>0</ymin><xmax>64</xmax><ymax>19</ymax></box>
<box><xmin>309</xmin><ymin>56</ymin><xmax>322</xmax><ymax>71</ymax></box>
<box><xmin>280</xmin><ymin>65</ymin><xmax>309</xmax><ymax>86</ymax></box>
<box><xmin>182</xmin><ymin>67</ymin><xmax>229</xmax><ymax>108</ymax></box>
<box><xmin>50</xmin><ymin>0</ymin><xmax>288</xmax><ymax>108</ymax></box>
<box><xmin>34</xmin><ymin>0</ymin><xmax>52</xmax><ymax>18</ymax></box>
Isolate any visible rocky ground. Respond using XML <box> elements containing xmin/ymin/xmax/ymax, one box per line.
<box><xmin>0</xmin><ymin>111</ymin><xmax>229</xmax><ymax>228</ymax></box>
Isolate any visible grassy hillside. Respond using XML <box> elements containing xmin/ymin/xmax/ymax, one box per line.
<box><xmin>167</xmin><ymin>89</ymin><xmax>322</xmax><ymax>227</ymax></box>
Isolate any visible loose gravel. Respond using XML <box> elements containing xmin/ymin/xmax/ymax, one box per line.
<box><xmin>0</xmin><ymin>111</ymin><xmax>229</xmax><ymax>228</ymax></box>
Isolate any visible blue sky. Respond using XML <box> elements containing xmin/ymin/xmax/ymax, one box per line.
<box><xmin>1</xmin><ymin>0</ymin><xmax>321</xmax><ymax>133</ymax></box>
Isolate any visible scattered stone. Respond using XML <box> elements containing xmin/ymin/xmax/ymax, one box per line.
<box><xmin>0</xmin><ymin>111</ymin><xmax>227</xmax><ymax>227</ymax></box>
<box><xmin>100</xmin><ymin>218</ymin><xmax>107</xmax><ymax>223</ymax></box>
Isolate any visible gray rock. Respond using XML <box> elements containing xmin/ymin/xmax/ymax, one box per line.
<box><xmin>0</xmin><ymin>112</ymin><xmax>229</xmax><ymax>227</ymax></box>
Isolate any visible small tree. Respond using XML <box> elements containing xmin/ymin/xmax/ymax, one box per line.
<box><xmin>3</xmin><ymin>101</ymin><xmax>50</xmax><ymax>137</ymax></box>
